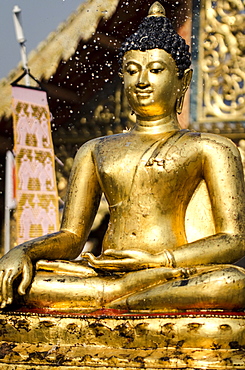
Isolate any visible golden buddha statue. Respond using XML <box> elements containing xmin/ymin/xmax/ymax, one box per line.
<box><xmin>1</xmin><ymin>1</ymin><xmax>245</xmax><ymax>314</ymax></box>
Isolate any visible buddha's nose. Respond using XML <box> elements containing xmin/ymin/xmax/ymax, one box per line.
<box><xmin>136</xmin><ymin>70</ymin><xmax>150</xmax><ymax>88</ymax></box>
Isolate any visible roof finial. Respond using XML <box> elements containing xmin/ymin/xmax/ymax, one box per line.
<box><xmin>148</xmin><ymin>2</ymin><xmax>166</xmax><ymax>17</ymax></box>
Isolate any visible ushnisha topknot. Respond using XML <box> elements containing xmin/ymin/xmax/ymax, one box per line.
<box><xmin>148</xmin><ymin>1</ymin><xmax>166</xmax><ymax>17</ymax></box>
<box><xmin>118</xmin><ymin>1</ymin><xmax>191</xmax><ymax>79</ymax></box>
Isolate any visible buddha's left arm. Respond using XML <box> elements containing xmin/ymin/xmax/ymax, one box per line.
<box><xmin>173</xmin><ymin>134</ymin><xmax>245</xmax><ymax>267</ymax></box>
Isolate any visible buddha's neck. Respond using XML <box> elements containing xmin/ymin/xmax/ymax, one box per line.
<box><xmin>134</xmin><ymin>114</ymin><xmax>180</xmax><ymax>135</ymax></box>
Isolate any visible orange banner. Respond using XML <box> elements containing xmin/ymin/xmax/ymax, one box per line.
<box><xmin>12</xmin><ymin>86</ymin><xmax>59</xmax><ymax>244</ymax></box>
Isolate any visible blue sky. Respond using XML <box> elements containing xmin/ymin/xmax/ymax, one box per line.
<box><xmin>0</xmin><ymin>0</ymin><xmax>85</xmax><ymax>80</ymax></box>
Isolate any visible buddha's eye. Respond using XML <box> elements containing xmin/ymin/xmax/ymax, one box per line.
<box><xmin>150</xmin><ymin>68</ymin><xmax>163</xmax><ymax>74</ymax></box>
<box><xmin>126</xmin><ymin>68</ymin><xmax>138</xmax><ymax>75</ymax></box>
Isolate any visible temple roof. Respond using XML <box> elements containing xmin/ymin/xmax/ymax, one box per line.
<box><xmin>0</xmin><ymin>0</ymin><xmax>120</xmax><ymax>120</ymax></box>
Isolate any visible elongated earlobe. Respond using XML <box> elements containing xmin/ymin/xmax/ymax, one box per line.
<box><xmin>176</xmin><ymin>69</ymin><xmax>193</xmax><ymax>114</ymax></box>
<box><xmin>176</xmin><ymin>95</ymin><xmax>185</xmax><ymax>114</ymax></box>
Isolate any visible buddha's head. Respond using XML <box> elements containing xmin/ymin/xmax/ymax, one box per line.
<box><xmin>119</xmin><ymin>2</ymin><xmax>192</xmax><ymax>118</ymax></box>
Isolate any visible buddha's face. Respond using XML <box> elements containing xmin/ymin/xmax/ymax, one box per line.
<box><xmin>122</xmin><ymin>49</ymin><xmax>183</xmax><ymax>118</ymax></box>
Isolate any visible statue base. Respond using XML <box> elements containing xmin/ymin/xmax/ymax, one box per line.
<box><xmin>0</xmin><ymin>309</ymin><xmax>245</xmax><ymax>369</ymax></box>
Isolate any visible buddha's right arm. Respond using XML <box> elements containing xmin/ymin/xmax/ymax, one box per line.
<box><xmin>0</xmin><ymin>139</ymin><xmax>102</xmax><ymax>307</ymax></box>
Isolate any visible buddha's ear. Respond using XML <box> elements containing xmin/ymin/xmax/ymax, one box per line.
<box><xmin>176</xmin><ymin>69</ymin><xmax>193</xmax><ymax>114</ymax></box>
<box><xmin>182</xmin><ymin>68</ymin><xmax>193</xmax><ymax>94</ymax></box>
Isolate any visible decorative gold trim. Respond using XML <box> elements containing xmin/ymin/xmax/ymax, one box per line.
<box><xmin>1</xmin><ymin>311</ymin><xmax>245</xmax><ymax>368</ymax></box>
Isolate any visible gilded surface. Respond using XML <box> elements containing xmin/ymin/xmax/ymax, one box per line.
<box><xmin>198</xmin><ymin>0</ymin><xmax>245</xmax><ymax>122</ymax></box>
<box><xmin>0</xmin><ymin>311</ymin><xmax>244</xmax><ymax>369</ymax></box>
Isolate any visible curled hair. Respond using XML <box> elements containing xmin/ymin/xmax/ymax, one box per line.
<box><xmin>118</xmin><ymin>16</ymin><xmax>191</xmax><ymax>78</ymax></box>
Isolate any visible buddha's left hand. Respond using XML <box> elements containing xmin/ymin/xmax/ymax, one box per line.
<box><xmin>82</xmin><ymin>249</ymin><xmax>173</xmax><ymax>271</ymax></box>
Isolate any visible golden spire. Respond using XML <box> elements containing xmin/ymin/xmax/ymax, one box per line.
<box><xmin>148</xmin><ymin>1</ymin><xmax>166</xmax><ymax>17</ymax></box>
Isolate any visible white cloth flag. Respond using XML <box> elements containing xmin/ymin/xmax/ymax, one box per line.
<box><xmin>12</xmin><ymin>86</ymin><xmax>59</xmax><ymax>244</ymax></box>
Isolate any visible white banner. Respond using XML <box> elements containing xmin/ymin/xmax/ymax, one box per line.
<box><xmin>12</xmin><ymin>86</ymin><xmax>59</xmax><ymax>244</ymax></box>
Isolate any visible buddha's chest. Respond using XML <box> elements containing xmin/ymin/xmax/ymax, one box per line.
<box><xmin>95</xmin><ymin>140</ymin><xmax>202</xmax><ymax>201</ymax></box>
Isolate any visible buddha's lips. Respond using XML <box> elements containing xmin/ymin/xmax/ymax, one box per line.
<box><xmin>135</xmin><ymin>90</ymin><xmax>153</xmax><ymax>98</ymax></box>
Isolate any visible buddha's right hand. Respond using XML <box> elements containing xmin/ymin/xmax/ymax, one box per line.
<box><xmin>83</xmin><ymin>249</ymin><xmax>176</xmax><ymax>271</ymax></box>
<box><xmin>0</xmin><ymin>247</ymin><xmax>33</xmax><ymax>308</ymax></box>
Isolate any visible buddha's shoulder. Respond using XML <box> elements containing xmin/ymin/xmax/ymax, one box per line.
<box><xmin>184</xmin><ymin>130</ymin><xmax>239</xmax><ymax>154</ymax></box>
<box><xmin>76</xmin><ymin>133</ymin><xmax>127</xmax><ymax>153</ymax></box>
<box><xmin>81</xmin><ymin>132</ymin><xmax>133</xmax><ymax>152</ymax></box>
